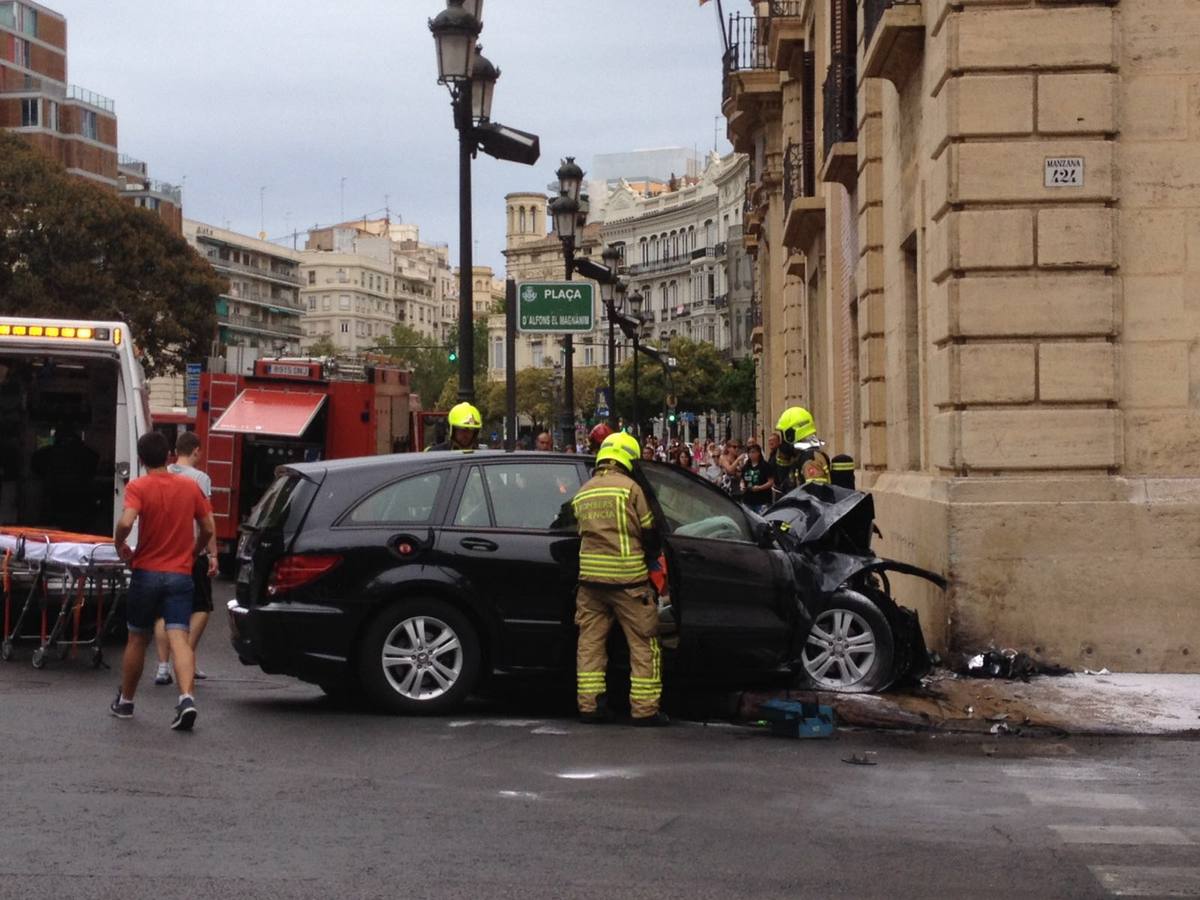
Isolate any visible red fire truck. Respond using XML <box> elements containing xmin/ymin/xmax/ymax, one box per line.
<box><xmin>195</xmin><ymin>357</ymin><xmax>420</xmax><ymax>567</ymax></box>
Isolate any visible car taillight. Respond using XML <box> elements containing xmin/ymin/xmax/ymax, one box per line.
<box><xmin>267</xmin><ymin>554</ymin><xmax>342</xmax><ymax>596</ymax></box>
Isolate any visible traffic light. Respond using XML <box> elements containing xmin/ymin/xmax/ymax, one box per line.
<box><xmin>667</xmin><ymin>411</ymin><xmax>678</xmax><ymax>424</ymax></box>
<box><xmin>448</xmin><ymin>348</ymin><xmax>458</xmax><ymax>363</ymax></box>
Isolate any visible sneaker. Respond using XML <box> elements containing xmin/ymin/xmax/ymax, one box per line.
<box><xmin>170</xmin><ymin>697</ymin><xmax>198</xmax><ymax>731</ymax></box>
<box><xmin>194</xmin><ymin>668</ymin><xmax>207</xmax><ymax>680</ymax></box>
<box><xmin>109</xmin><ymin>691</ymin><xmax>134</xmax><ymax>719</ymax></box>
<box><xmin>631</xmin><ymin>711</ymin><xmax>670</xmax><ymax>728</ymax></box>
<box><xmin>154</xmin><ymin>664</ymin><xmax>173</xmax><ymax>686</ymax></box>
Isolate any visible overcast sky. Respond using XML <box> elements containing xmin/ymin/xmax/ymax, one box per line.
<box><xmin>50</xmin><ymin>1</ymin><xmax>734</xmax><ymax>271</ymax></box>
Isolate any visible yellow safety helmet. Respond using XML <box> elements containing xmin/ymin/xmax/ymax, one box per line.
<box><xmin>595</xmin><ymin>431</ymin><xmax>641</xmax><ymax>472</ymax></box>
<box><xmin>447</xmin><ymin>401</ymin><xmax>483</xmax><ymax>430</ymax></box>
<box><xmin>776</xmin><ymin>406</ymin><xmax>817</xmax><ymax>444</ymax></box>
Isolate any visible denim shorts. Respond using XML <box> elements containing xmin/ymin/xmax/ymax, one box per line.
<box><xmin>126</xmin><ymin>569</ymin><xmax>195</xmax><ymax>634</ymax></box>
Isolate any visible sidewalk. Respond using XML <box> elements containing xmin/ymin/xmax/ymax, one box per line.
<box><xmin>738</xmin><ymin>671</ymin><xmax>1200</xmax><ymax>737</ymax></box>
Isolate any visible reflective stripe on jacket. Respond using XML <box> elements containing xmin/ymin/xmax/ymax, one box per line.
<box><xmin>572</xmin><ymin>467</ymin><xmax>656</xmax><ymax>586</ymax></box>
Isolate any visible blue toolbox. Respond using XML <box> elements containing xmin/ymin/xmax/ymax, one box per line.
<box><xmin>757</xmin><ymin>699</ymin><xmax>837</xmax><ymax>738</ymax></box>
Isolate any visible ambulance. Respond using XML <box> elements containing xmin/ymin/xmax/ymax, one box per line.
<box><xmin>0</xmin><ymin>317</ymin><xmax>149</xmax><ymax>537</ymax></box>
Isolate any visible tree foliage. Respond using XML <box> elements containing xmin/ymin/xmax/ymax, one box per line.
<box><xmin>0</xmin><ymin>133</ymin><xmax>222</xmax><ymax>376</ymax></box>
<box><xmin>716</xmin><ymin>356</ymin><xmax>757</xmax><ymax>414</ymax></box>
<box><xmin>613</xmin><ymin>336</ymin><xmax>728</xmax><ymax>429</ymax></box>
<box><xmin>386</xmin><ymin>319</ymin><xmax>488</xmax><ymax>410</ymax></box>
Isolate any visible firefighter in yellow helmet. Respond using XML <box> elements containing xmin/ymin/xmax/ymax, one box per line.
<box><xmin>773</xmin><ymin>406</ymin><xmax>831</xmax><ymax>492</ymax></box>
<box><xmin>571</xmin><ymin>431</ymin><xmax>667</xmax><ymax>726</ymax></box>
<box><xmin>426</xmin><ymin>402</ymin><xmax>482</xmax><ymax>451</ymax></box>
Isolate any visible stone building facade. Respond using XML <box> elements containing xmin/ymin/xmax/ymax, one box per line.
<box><xmin>723</xmin><ymin>0</ymin><xmax>1199</xmax><ymax>671</ymax></box>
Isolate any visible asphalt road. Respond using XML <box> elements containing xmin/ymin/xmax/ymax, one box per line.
<box><xmin>2</xmin><ymin>583</ymin><xmax>1198</xmax><ymax>899</ymax></box>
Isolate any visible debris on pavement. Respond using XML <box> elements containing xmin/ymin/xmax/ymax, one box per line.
<box><xmin>737</xmin><ymin>670</ymin><xmax>1200</xmax><ymax>737</ymax></box>
<box><xmin>960</xmin><ymin>649</ymin><xmax>1073</xmax><ymax>681</ymax></box>
<box><xmin>1083</xmin><ymin>668</ymin><xmax>1112</xmax><ymax>676</ymax></box>
<box><xmin>842</xmin><ymin>752</ymin><xmax>878</xmax><ymax>766</ymax></box>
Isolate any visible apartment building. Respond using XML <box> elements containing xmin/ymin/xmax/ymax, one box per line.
<box><xmin>721</xmin><ymin>0</ymin><xmax>1199</xmax><ymax>671</ymax></box>
<box><xmin>118</xmin><ymin>154</ymin><xmax>182</xmax><ymax>235</ymax></box>
<box><xmin>185</xmin><ymin>219</ymin><xmax>305</xmax><ymax>356</ymax></box>
<box><xmin>300</xmin><ymin>220</ymin><xmax>453</xmax><ymax>354</ymax></box>
<box><xmin>601</xmin><ymin>152</ymin><xmax>753</xmax><ymax>360</ymax></box>
<box><xmin>0</xmin><ymin>1</ymin><xmax>118</xmax><ymax>186</ymax></box>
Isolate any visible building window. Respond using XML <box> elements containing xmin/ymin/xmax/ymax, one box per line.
<box><xmin>307</xmin><ymin>297</ymin><xmax>317</xmax><ymax>311</ymax></box>
<box><xmin>531</xmin><ymin>343</ymin><xmax>544</xmax><ymax>368</ymax></box>
<box><xmin>584</xmin><ymin>346</ymin><xmax>594</xmax><ymax>367</ymax></box>
<box><xmin>339</xmin><ymin>295</ymin><xmax>350</xmax><ymax>310</ymax></box>
<box><xmin>321</xmin><ymin>295</ymin><xmax>331</xmax><ymax>311</ymax></box>
<box><xmin>10</xmin><ymin>36</ymin><xmax>30</xmax><ymax>68</ymax></box>
<box><xmin>80</xmin><ymin>110</ymin><xmax>97</xmax><ymax>140</ymax></box>
<box><xmin>19</xmin><ymin>97</ymin><xmax>37</xmax><ymax>127</ymax></box>
<box><xmin>340</xmin><ymin>321</ymin><xmax>349</xmax><ymax>334</ymax></box>
<box><xmin>45</xmin><ymin>100</ymin><xmax>57</xmax><ymax>131</ymax></box>
<box><xmin>307</xmin><ymin>270</ymin><xmax>316</xmax><ymax>284</ymax></box>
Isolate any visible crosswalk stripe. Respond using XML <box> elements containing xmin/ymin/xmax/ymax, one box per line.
<box><xmin>1024</xmin><ymin>790</ymin><xmax>1145</xmax><ymax>811</ymax></box>
<box><xmin>1051</xmin><ymin>825</ymin><xmax>1194</xmax><ymax>846</ymax></box>
<box><xmin>1089</xmin><ymin>866</ymin><xmax>1200</xmax><ymax>897</ymax></box>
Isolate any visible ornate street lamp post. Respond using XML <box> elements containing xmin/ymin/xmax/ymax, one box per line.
<box><xmin>550</xmin><ymin>156</ymin><xmax>585</xmax><ymax>450</ymax></box>
<box><xmin>430</xmin><ymin>1</ymin><xmax>495</xmax><ymax>402</ymax></box>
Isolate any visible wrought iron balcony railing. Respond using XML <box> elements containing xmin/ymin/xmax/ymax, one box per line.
<box><xmin>768</xmin><ymin>0</ymin><xmax>805</xmax><ymax>17</ymax></box>
<box><xmin>724</xmin><ymin>12</ymin><xmax>770</xmax><ymax>97</ymax></box>
<box><xmin>823</xmin><ymin>52</ymin><xmax>857</xmax><ymax>158</ymax></box>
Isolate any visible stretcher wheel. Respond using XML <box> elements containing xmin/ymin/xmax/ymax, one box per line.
<box><xmin>0</xmin><ymin>641</ymin><xmax>12</xmax><ymax>661</ymax></box>
<box><xmin>31</xmin><ymin>647</ymin><xmax>46</xmax><ymax>669</ymax></box>
<box><xmin>90</xmin><ymin>647</ymin><xmax>103</xmax><ymax>669</ymax></box>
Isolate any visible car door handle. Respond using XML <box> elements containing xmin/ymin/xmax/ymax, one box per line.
<box><xmin>677</xmin><ymin>548</ymin><xmax>703</xmax><ymax>560</ymax></box>
<box><xmin>460</xmin><ymin>537</ymin><xmax>499</xmax><ymax>552</ymax></box>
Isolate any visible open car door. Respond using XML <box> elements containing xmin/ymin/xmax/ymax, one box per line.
<box><xmin>638</xmin><ymin>463</ymin><xmax>796</xmax><ymax>676</ymax></box>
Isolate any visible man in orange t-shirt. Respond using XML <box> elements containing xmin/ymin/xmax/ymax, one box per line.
<box><xmin>110</xmin><ymin>432</ymin><xmax>214</xmax><ymax>731</ymax></box>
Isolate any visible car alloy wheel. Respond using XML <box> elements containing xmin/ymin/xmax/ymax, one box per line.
<box><xmin>359</xmin><ymin>597</ymin><xmax>481</xmax><ymax>714</ymax></box>
<box><xmin>800</xmin><ymin>589</ymin><xmax>895</xmax><ymax>693</ymax></box>
<box><xmin>381</xmin><ymin>615</ymin><xmax>463</xmax><ymax>701</ymax></box>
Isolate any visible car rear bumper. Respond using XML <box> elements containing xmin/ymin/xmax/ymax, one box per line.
<box><xmin>226</xmin><ymin>598</ymin><xmax>355</xmax><ymax>684</ymax></box>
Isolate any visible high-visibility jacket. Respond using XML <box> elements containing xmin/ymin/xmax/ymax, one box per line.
<box><xmin>571</xmin><ymin>466</ymin><xmax>658</xmax><ymax>587</ymax></box>
<box><xmin>777</xmin><ymin>448</ymin><xmax>832</xmax><ymax>492</ymax></box>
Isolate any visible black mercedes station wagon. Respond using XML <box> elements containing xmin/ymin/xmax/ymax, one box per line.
<box><xmin>228</xmin><ymin>451</ymin><xmax>931</xmax><ymax>714</ymax></box>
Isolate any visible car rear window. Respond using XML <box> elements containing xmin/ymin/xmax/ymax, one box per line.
<box><xmin>344</xmin><ymin>471</ymin><xmax>445</xmax><ymax>525</ymax></box>
<box><xmin>246</xmin><ymin>473</ymin><xmax>305</xmax><ymax>531</ymax></box>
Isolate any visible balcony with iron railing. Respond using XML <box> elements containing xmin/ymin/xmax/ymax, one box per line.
<box><xmin>722</xmin><ymin>12</ymin><xmax>779</xmax><ymax>152</ymax></box>
<box><xmin>821</xmin><ymin>51</ymin><xmax>858</xmax><ymax>188</ymax></box>
<box><xmin>764</xmin><ymin>0</ymin><xmax>809</xmax><ymax>70</ymax></box>
<box><xmin>783</xmin><ymin>135</ymin><xmax>824</xmax><ymax>251</ymax></box>
<box><xmin>863</xmin><ymin>0</ymin><xmax>924</xmax><ymax>84</ymax></box>
<box><xmin>628</xmin><ymin>253</ymin><xmax>693</xmax><ymax>276</ymax></box>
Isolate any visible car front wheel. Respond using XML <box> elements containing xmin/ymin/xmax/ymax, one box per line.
<box><xmin>358</xmin><ymin>597</ymin><xmax>480</xmax><ymax>715</ymax></box>
<box><xmin>799</xmin><ymin>589</ymin><xmax>895</xmax><ymax>693</ymax></box>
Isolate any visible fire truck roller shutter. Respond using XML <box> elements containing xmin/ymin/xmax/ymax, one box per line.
<box><xmin>211</xmin><ymin>389</ymin><xmax>328</xmax><ymax>438</ymax></box>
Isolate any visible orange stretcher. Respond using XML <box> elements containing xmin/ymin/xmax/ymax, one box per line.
<box><xmin>0</xmin><ymin>528</ymin><xmax>128</xmax><ymax>670</ymax></box>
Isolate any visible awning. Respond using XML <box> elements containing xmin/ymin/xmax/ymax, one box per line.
<box><xmin>212</xmin><ymin>389</ymin><xmax>326</xmax><ymax>438</ymax></box>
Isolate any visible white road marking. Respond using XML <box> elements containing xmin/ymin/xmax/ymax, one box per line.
<box><xmin>557</xmin><ymin>768</ymin><xmax>641</xmax><ymax>780</ymax></box>
<box><xmin>1025</xmin><ymin>790</ymin><xmax>1145</xmax><ymax>810</ymax></box>
<box><xmin>498</xmin><ymin>790</ymin><xmax>540</xmax><ymax>800</ymax></box>
<box><xmin>1090</xmin><ymin>866</ymin><xmax>1200</xmax><ymax>897</ymax></box>
<box><xmin>1052</xmin><ymin>825</ymin><xmax>1194</xmax><ymax>846</ymax></box>
<box><xmin>531</xmin><ymin>726</ymin><xmax>569</xmax><ymax>735</ymax></box>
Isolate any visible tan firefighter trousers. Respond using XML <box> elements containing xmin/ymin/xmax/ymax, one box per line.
<box><xmin>575</xmin><ymin>583</ymin><xmax>662</xmax><ymax>719</ymax></box>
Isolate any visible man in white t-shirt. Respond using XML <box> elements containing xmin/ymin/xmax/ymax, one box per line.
<box><xmin>154</xmin><ymin>430</ymin><xmax>219</xmax><ymax>685</ymax></box>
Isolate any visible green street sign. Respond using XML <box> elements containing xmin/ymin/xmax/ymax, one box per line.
<box><xmin>517</xmin><ymin>281</ymin><xmax>594</xmax><ymax>333</ymax></box>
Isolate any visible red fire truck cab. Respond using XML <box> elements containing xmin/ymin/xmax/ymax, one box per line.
<box><xmin>196</xmin><ymin>357</ymin><xmax>414</xmax><ymax>567</ymax></box>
